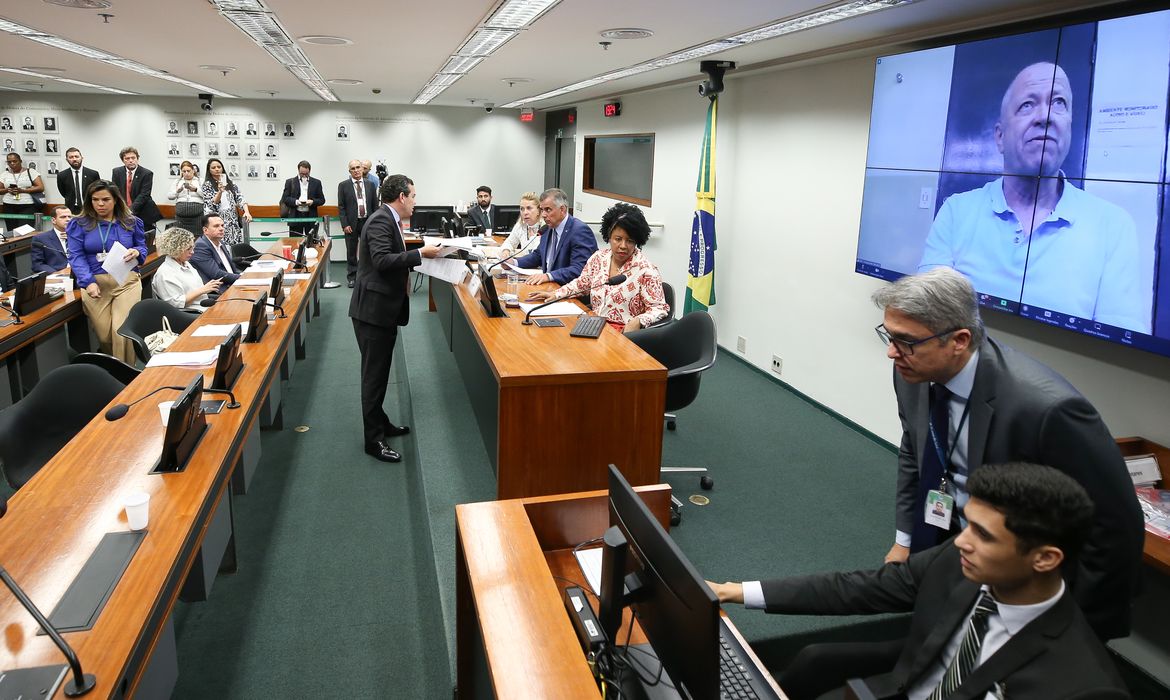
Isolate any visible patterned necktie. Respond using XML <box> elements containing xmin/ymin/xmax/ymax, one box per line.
<box><xmin>125</xmin><ymin>169</ymin><xmax>133</xmax><ymax>198</ymax></box>
<box><xmin>911</xmin><ymin>383</ymin><xmax>951</xmax><ymax>551</ymax></box>
<box><xmin>546</xmin><ymin>229</ymin><xmax>559</xmax><ymax>270</ymax></box>
<box><xmin>929</xmin><ymin>591</ymin><xmax>998</xmax><ymax>700</ymax></box>
<box><xmin>355</xmin><ymin>181</ymin><xmax>366</xmax><ymax>218</ymax></box>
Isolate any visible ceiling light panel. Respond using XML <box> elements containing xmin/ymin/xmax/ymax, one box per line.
<box><xmin>441</xmin><ymin>55</ymin><xmax>485</xmax><ymax>75</ymax></box>
<box><xmin>212</xmin><ymin>3</ymin><xmax>338</xmax><ymax>101</ymax></box>
<box><xmin>485</xmin><ymin>0</ymin><xmax>559</xmax><ymax>29</ymax></box>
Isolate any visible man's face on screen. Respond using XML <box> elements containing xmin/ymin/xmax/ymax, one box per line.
<box><xmin>996</xmin><ymin>63</ymin><xmax>1072</xmax><ymax>177</ymax></box>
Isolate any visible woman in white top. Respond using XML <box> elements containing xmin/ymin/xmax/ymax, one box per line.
<box><xmin>0</xmin><ymin>152</ymin><xmax>43</xmax><ymax>232</ymax></box>
<box><xmin>500</xmin><ymin>191</ymin><xmax>543</xmax><ymax>251</ymax></box>
<box><xmin>200</xmin><ymin>158</ymin><xmax>251</xmax><ymax>247</ymax></box>
<box><xmin>167</xmin><ymin>160</ymin><xmax>204</xmax><ymax>234</ymax></box>
<box><xmin>152</xmin><ymin>227</ymin><xmax>222</xmax><ymax>309</ymax></box>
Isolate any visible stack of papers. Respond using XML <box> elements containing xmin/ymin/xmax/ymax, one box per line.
<box><xmin>249</xmin><ymin>260</ymin><xmax>288</xmax><ymax>271</ymax></box>
<box><xmin>518</xmin><ymin>302</ymin><xmax>584</xmax><ymax>317</ymax></box>
<box><xmin>234</xmin><ymin>278</ymin><xmax>275</xmax><ymax>287</ymax></box>
<box><xmin>192</xmin><ymin>322</ymin><xmax>249</xmax><ymax>337</ymax></box>
<box><xmin>145</xmin><ymin>349</ymin><xmax>218</xmax><ymax>368</ymax></box>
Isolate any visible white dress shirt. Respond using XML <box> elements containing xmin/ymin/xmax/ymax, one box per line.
<box><xmin>152</xmin><ymin>256</ymin><xmax>208</xmax><ymax>309</ymax></box>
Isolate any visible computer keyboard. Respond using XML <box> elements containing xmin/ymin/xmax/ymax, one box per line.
<box><xmin>719</xmin><ymin>632</ymin><xmax>761</xmax><ymax>700</ymax></box>
<box><xmin>570</xmin><ymin>315</ymin><xmax>606</xmax><ymax>338</ymax></box>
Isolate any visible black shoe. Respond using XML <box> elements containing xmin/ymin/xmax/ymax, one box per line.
<box><xmin>347</xmin><ymin>280</ymin><xmax>355</xmax><ymax>288</ymax></box>
<box><xmin>364</xmin><ymin>441</ymin><xmax>401</xmax><ymax>463</ymax></box>
<box><xmin>385</xmin><ymin>423</ymin><xmax>410</xmax><ymax>438</ymax></box>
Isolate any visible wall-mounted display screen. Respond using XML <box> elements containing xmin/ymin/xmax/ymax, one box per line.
<box><xmin>856</xmin><ymin>7</ymin><xmax>1170</xmax><ymax>355</ymax></box>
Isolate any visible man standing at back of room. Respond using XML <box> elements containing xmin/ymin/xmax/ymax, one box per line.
<box><xmin>348</xmin><ymin>174</ymin><xmax>440</xmax><ymax>463</ymax></box>
<box><xmin>514</xmin><ymin>187</ymin><xmax>597</xmax><ymax>284</ymax></box>
<box><xmin>57</xmin><ymin>147</ymin><xmax>98</xmax><ymax>215</ymax></box>
<box><xmin>872</xmin><ymin>267</ymin><xmax>1142</xmax><ymax>640</ymax></box>
<box><xmin>111</xmin><ymin>146</ymin><xmax>161</xmax><ymax>232</ymax></box>
<box><xmin>281</xmin><ymin>160</ymin><xmax>324</xmax><ymax>238</ymax></box>
<box><xmin>338</xmin><ymin>159</ymin><xmax>377</xmax><ymax>288</ymax></box>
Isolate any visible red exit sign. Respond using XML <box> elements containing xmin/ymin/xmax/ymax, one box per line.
<box><xmin>519</xmin><ymin>111</ymin><xmax>534</xmax><ymax>122</ymax></box>
<box><xmin>603</xmin><ymin>102</ymin><xmax>621</xmax><ymax>117</ymax></box>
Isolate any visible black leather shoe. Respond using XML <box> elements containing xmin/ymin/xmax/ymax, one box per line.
<box><xmin>364</xmin><ymin>441</ymin><xmax>401</xmax><ymax>463</ymax></box>
<box><xmin>385</xmin><ymin>423</ymin><xmax>410</xmax><ymax>438</ymax></box>
<box><xmin>347</xmin><ymin>280</ymin><xmax>355</xmax><ymax>288</ymax></box>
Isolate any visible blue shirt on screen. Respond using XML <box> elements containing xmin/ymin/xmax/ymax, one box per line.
<box><xmin>919</xmin><ymin>176</ymin><xmax>1149</xmax><ymax>334</ymax></box>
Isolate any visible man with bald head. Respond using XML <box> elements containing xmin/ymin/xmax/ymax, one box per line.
<box><xmin>919</xmin><ymin>62</ymin><xmax>1147</xmax><ymax>333</ymax></box>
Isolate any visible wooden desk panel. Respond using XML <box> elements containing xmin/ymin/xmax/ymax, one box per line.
<box><xmin>0</xmin><ymin>238</ymin><xmax>328</xmax><ymax>698</ymax></box>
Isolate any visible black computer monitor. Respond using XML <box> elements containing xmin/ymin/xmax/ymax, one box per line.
<box><xmin>494</xmin><ymin>205</ymin><xmax>521</xmax><ymax>232</ymax></box>
<box><xmin>294</xmin><ymin>239</ymin><xmax>308</xmax><ymax>267</ymax></box>
<box><xmin>475</xmin><ymin>264</ymin><xmax>506</xmax><ymax>318</ymax></box>
<box><xmin>268</xmin><ymin>268</ymin><xmax>285</xmax><ymax>308</ymax></box>
<box><xmin>601</xmin><ymin>464</ymin><xmax>720</xmax><ymax>699</ymax></box>
<box><xmin>410</xmin><ymin>205</ymin><xmax>456</xmax><ymax>233</ymax></box>
<box><xmin>244</xmin><ymin>292</ymin><xmax>269</xmax><ymax>343</ymax></box>
<box><xmin>11</xmin><ymin>271</ymin><xmax>49</xmax><ymax>315</ymax></box>
<box><xmin>211</xmin><ymin>323</ymin><xmax>243</xmax><ymax>391</ymax></box>
<box><xmin>155</xmin><ymin>374</ymin><xmax>208</xmax><ymax>473</ymax></box>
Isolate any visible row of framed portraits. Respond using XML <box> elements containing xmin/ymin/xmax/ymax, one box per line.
<box><xmin>167</xmin><ymin>119</ymin><xmax>294</xmax><ymax>139</ymax></box>
<box><xmin>2</xmin><ymin>137</ymin><xmax>61</xmax><ymax>155</ymax></box>
<box><xmin>167</xmin><ymin>141</ymin><xmax>281</xmax><ymax>159</ymax></box>
<box><xmin>167</xmin><ymin>162</ymin><xmax>281</xmax><ymax>180</ymax></box>
<box><xmin>0</xmin><ymin>115</ymin><xmax>59</xmax><ymax>134</ymax></box>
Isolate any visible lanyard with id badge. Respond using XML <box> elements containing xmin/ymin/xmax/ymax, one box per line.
<box><xmin>924</xmin><ymin>396</ymin><xmax>970</xmax><ymax>531</ymax></box>
<box><xmin>96</xmin><ymin>221</ymin><xmax>116</xmax><ymax>263</ymax></box>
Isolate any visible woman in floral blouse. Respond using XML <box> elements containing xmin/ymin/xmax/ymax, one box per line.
<box><xmin>527</xmin><ymin>202</ymin><xmax>668</xmax><ymax>332</ymax></box>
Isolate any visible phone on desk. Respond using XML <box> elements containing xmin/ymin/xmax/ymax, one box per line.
<box><xmin>533</xmin><ymin>318</ymin><xmax>563</xmax><ymax>328</ymax></box>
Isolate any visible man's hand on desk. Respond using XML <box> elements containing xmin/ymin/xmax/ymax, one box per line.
<box><xmin>884</xmin><ymin>543</ymin><xmax>909</xmax><ymax>564</ymax></box>
<box><xmin>525</xmin><ymin>273</ymin><xmax>551</xmax><ymax>285</ymax></box>
<box><xmin>707</xmin><ymin>581</ymin><xmax>744</xmax><ymax>605</ymax></box>
<box><xmin>419</xmin><ymin>245</ymin><xmax>442</xmax><ymax>259</ymax></box>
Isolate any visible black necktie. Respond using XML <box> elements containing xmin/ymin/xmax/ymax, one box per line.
<box><xmin>911</xmin><ymin>383</ymin><xmax>951</xmax><ymax>551</ymax></box>
<box><xmin>74</xmin><ymin>170</ymin><xmax>81</xmax><ymax>207</ymax></box>
<box><xmin>929</xmin><ymin>591</ymin><xmax>998</xmax><ymax>699</ymax></box>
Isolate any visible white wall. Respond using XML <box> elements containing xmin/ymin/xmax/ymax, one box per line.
<box><xmin>0</xmin><ymin>93</ymin><xmax>546</xmax><ymax>211</ymax></box>
<box><xmin>573</xmin><ymin>56</ymin><xmax>1170</xmax><ymax>447</ymax></box>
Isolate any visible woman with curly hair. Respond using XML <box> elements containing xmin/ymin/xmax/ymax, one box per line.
<box><xmin>152</xmin><ymin>227</ymin><xmax>222</xmax><ymax>309</ymax></box>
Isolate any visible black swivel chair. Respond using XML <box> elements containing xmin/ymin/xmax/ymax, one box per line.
<box><xmin>646</xmin><ymin>281</ymin><xmax>675</xmax><ymax>329</ymax></box>
<box><xmin>626</xmin><ymin>310</ymin><xmax>718</xmax><ymax>523</ymax></box>
<box><xmin>117</xmin><ymin>298</ymin><xmax>198</xmax><ymax>365</ymax></box>
<box><xmin>0</xmin><ymin>364</ymin><xmax>128</xmax><ymax>489</ymax></box>
<box><xmin>231</xmin><ymin>242</ymin><xmax>262</xmax><ymax>270</ymax></box>
<box><xmin>71</xmin><ymin>352</ymin><xmax>142</xmax><ymax>385</ymax></box>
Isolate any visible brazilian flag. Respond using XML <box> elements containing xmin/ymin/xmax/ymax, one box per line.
<box><xmin>684</xmin><ymin>97</ymin><xmax>717</xmax><ymax>312</ymax></box>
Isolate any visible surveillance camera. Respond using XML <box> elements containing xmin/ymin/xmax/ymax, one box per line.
<box><xmin>485</xmin><ymin>103</ymin><xmax>495</xmax><ymax>114</ymax></box>
<box><xmin>372</xmin><ymin>88</ymin><xmax>382</xmax><ymax>95</ymax></box>
<box><xmin>198</xmin><ymin>92</ymin><xmax>213</xmax><ymax>111</ymax></box>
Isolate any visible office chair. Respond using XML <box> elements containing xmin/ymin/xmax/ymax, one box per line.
<box><xmin>71</xmin><ymin>352</ymin><xmax>141</xmax><ymax>385</ymax></box>
<box><xmin>0</xmin><ymin>364</ymin><xmax>128</xmax><ymax>489</ymax></box>
<box><xmin>117</xmin><ymin>298</ymin><xmax>198</xmax><ymax>365</ymax></box>
<box><xmin>646</xmin><ymin>281</ymin><xmax>675</xmax><ymax>329</ymax></box>
<box><xmin>231</xmin><ymin>242</ymin><xmax>262</xmax><ymax>270</ymax></box>
<box><xmin>626</xmin><ymin>310</ymin><xmax>718</xmax><ymax>523</ymax></box>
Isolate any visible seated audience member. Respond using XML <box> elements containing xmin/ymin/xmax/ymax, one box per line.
<box><xmin>500</xmin><ymin>191</ymin><xmax>542</xmax><ymax>252</ymax></box>
<box><xmin>708</xmin><ymin>463</ymin><xmax>1130</xmax><ymax>700</ymax></box>
<box><xmin>467</xmin><ymin>185</ymin><xmax>499</xmax><ymax>231</ymax></box>
<box><xmin>189</xmin><ymin>214</ymin><xmax>240</xmax><ymax>286</ymax></box>
<box><xmin>526</xmin><ymin>202</ymin><xmax>667</xmax><ymax>333</ymax></box>
<box><xmin>512</xmin><ymin>187</ymin><xmax>597</xmax><ymax>284</ymax></box>
<box><xmin>30</xmin><ymin>205</ymin><xmax>72</xmax><ymax>273</ymax></box>
<box><xmin>152</xmin><ymin>227</ymin><xmax>221</xmax><ymax>309</ymax></box>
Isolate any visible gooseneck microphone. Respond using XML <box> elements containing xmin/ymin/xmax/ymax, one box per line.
<box><xmin>486</xmin><ymin>231</ymin><xmax>540</xmax><ymax>274</ymax></box>
<box><xmin>523</xmin><ymin>274</ymin><xmax>626</xmax><ymax>325</ymax></box>
<box><xmin>242</xmin><ymin>251</ymin><xmax>307</xmax><ymax>270</ymax></box>
<box><xmin>105</xmin><ymin>385</ymin><xmax>240</xmax><ymax>420</ymax></box>
<box><xmin>200</xmin><ymin>295</ymin><xmax>286</xmax><ymax>318</ymax></box>
<box><xmin>0</xmin><ymin>302</ymin><xmax>21</xmax><ymax>325</ymax></box>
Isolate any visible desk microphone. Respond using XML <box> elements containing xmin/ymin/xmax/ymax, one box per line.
<box><xmin>200</xmin><ymin>295</ymin><xmax>286</xmax><ymax>318</ymax></box>
<box><xmin>523</xmin><ymin>274</ymin><xmax>626</xmax><ymax>325</ymax></box>
<box><xmin>105</xmin><ymin>385</ymin><xmax>240</xmax><ymax>421</ymax></box>
<box><xmin>241</xmin><ymin>251</ymin><xmax>307</xmax><ymax>270</ymax></box>
<box><xmin>0</xmin><ymin>302</ymin><xmax>21</xmax><ymax>325</ymax></box>
<box><xmin>486</xmin><ymin>232</ymin><xmax>539</xmax><ymax>274</ymax></box>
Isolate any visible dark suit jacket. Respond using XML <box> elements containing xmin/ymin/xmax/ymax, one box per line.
<box><xmin>761</xmin><ymin>544</ymin><xmax>1128</xmax><ymax>699</ymax></box>
<box><xmin>56</xmin><ymin>166</ymin><xmax>100</xmax><ymax>214</ymax></box>
<box><xmin>281</xmin><ymin>176</ymin><xmax>325</xmax><ymax>218</ymax></box>
<box><xmin>513</xmin><ymin>215</ymin><xmax>597</xmax><ymax>284</ymax></box>
<box><xmin>30</xmin><ymin>229</ymin><xmax>69</xmax><ymax>273</ymax></box>
<box><xmin>467</xmin><ymin>204</ymin><xmax>500</xmax><ymax>231</ymax></box>
<box><xmin>111</xmin><ymin>165</ymin><xmax>162</xmax><ymax>230</ymax></box>
<box><xmin>348</xmin><ymin>204</ymin><xmax>421</xmax><ymax>329</ymax></box>
<box><xmin>189</xmin><ymin>235</ymin><xmax>240</xmax><ymax>285</ymax></box>
<box><xmin>893</xmin><ymin>336</ymin><xmax>1143</xmax><ymax>639</ymax></box>
<box><xmin>337</xmin><ymin>178</ymin><xmax>377</xmax><ymax>232</ymax></box>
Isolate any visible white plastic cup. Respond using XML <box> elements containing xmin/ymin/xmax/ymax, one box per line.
<box><xmin>124</xmin><ymin>491</ymin><xmax>150</xmax><ymax>531</ymax></box>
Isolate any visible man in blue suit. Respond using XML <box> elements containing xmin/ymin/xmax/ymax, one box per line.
<box><xmin>30</xmin><ymin>205</ymin><xmax>71</xmax><ymax>273</ymax></box>
<box><xmin>189</xmin><ymin>213</ymin><xmax>241</xmax><ymax>286</ymax></box>
<box><xmin>514</xmin><ymin>188</ymin><xmax>597</xmax><ymax>284</ymax></box>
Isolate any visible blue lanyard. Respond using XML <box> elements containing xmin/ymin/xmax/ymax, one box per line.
<box><xmin>98</xmin><ymin>221</ymin><xmax>115</xmax><ymax>253</ymax></box>
<box><xmin>927</xmin><ymin>392</ymin><xmax>972</xmax><ymax>487</ymax></box>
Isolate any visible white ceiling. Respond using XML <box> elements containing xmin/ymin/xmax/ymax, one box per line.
<box><xmin>0</xmin><ymin>0</ymin><xmax>1133</xmax><ymax>110</ymax></box>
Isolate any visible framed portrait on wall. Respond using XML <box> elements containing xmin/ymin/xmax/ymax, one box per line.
<box><xmin>185</xmin><ymin>120</ymin><xmax>199</xmax><ymax>136</ymax></box>
<box><xmin>225</xmin><ymin>141</ymin><xmax>241</xmax><ymax>158</ymax></box>
<box><xmin>43</xmin><ymin>138</ymin><xmax>58</xmax><ymax>155</ymax></box>
<box><xmin>282</xmin><ymin>122</ymin><xmax>295</xmax><ymax>138</ymax></box>
<box><xmin>42</xmin><ymin>116</ymin><xmax>58</xmax><ymax>134</ymax></box>
<box><xmin>166</xmin><ymin>119</ymin><xmax>180</xmax><ymax>136</ymax></box>
<box><xmin>0</xmin><ymin>115</ymin><xmax>15</xmax><ymax>132</ymax></box>
<box><xmin>336</xmin><ymin>121</ymin><xmax>350</xmax><ymax>140</ymax></box>
<box><xmin>187</xmin><ymin>141</ymin><xmax>201</xmax><ymax>159</ymax></box>
<box><xmin>205</xmin><ymin>119</ymin><xmax>220</xmax><ymax>137</ymax></box>
<box><xmin>207</xmin><ymin>142</ymin><xmax>221</xmax><ymax>157</ymax></box>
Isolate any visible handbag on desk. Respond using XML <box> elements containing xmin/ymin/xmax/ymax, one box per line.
<box><xmin>144</xmin><ymin>316</ymin><xmax>178</xmax><ymax>354</ymax></box>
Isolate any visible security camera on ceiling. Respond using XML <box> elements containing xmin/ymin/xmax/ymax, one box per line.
<box><xmin>199</xmin><ymin>93</ymin><xmax>214</xmax><ymax>112</ymax></box>
<box><xmin>485</xmin><ymin>103</ymin><xmax>495</xmax><ymax>114</ymax></box>
<box><xmin>697</xmin><ymin>60</ymin><xmax>735</xmax><ymax>99</ymax></box>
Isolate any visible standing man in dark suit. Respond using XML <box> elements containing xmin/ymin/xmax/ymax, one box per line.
<box><xmin>281</xmin><ymin>160</ymin><xmax>324</xmax><ymax>239</ymax></box>
<box><xmin>710</xmin><ymin>463</ymin><xmax>1129</xmax><ymax>699</ymax></box>
<box><xmin>337</xmin><ymin>159</ymin><xmax>378</xmax><ymax>288</ymax></box>
<box><xmin>872</xmin><ymin>267</ymin><xmax>1142</xmax><ymax>640</ymax></box>
<box><xmin>30</xmin><ymin>205</ymin><xmax>71</xmax><ymax>273</ymax></box>
<box><xmin>111</xmin><ymin>146</ymin><xmax>161</xmax><ymax>231</ymax></box>
<box><xmin>466</xmin><ymin>185</ymin><xmax>500</xmax><ymax>232</ymax></box>
<box><xmin>348</xmin><ymin>174</ymin><xmax>440</xmax><ymax>462</ymax></box>
<box><xmin>56</xmin><ymin>147</ymin><xmax>98</xmax><ymax>215</ymax></box>
<box><xmin>513</xmin><ymin>187</ymin><xmax>597</xmax><ymax>284</ymax></box>
<box><xmin>189</xmin><ymin>214</ymin><xmax>240</xmax><ymax>286</ymax></box>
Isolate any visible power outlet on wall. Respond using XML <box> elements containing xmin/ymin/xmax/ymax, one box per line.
<box><xmin>736</xmin><ymin>336</ymin><xmax>746</xmax><ymax>354</ymax></box>
<box><xmin>771</xmin><ymin>355</ymin><xmax>783</xmax><ymax>375</ymax></box>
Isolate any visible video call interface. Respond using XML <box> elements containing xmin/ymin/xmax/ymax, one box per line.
<box><xmin>855</xmin><ymin>7</ymin><xmax>1170</xmax><ymax>356</ymax></box>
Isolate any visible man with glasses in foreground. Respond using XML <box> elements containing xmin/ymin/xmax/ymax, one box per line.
<box><xmin>871</xmin><ymin>267</ymin><xmax>1142</xmax><ymax>641</ymax></box>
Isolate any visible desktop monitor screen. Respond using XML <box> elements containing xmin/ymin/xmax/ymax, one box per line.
<box><xmin>158</xmin><ymin>374</ymin><xmax>207</xmax><ymax>473</ymax></box>
<box><xmin>411</xmin><ymin>206</ymin><xmax>456</xmax><ymax>233</ymax></box>
<box><xmin>295</xmin><ymin>240</ymin><xmax>307</xmax><ymax>267</ymax></box>
<box><xmin>268</xmin><ymin>268</ymin><xmax>285</xmax><ymax>308</ymax></box>
<box><xmin>211</xmin><ymin>323</ymin><xmax>243</xmax><ymax>391</ymax></box>
<box><xmin>11</xmin><ymin>271</ymin><xmax>48</xmax><ymax>315</ymax></box>
<box><xmin>604</xmin><ymin>464</ymin><xmax>720</xmax><ymax>699</ymax></box>
<box><xmin>476</xmin><ymin>265</ymin><xmax>506</xmax><ymax>318</ymax></box>
<box><xmin>244</xmin><ymin>292</ymin><xmax>269</xmax><ymax>343</ymax></box>
<box><xmin>494</xmin><ymin>205</ymin><xmax>521</xmax><ymax>232</ymax></box>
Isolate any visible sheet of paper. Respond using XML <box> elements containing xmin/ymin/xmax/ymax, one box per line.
<box><xmin>518</xmin><ymin>301</ymin><xmax>583</xmax><ymax>317</ymax></box>
<box><xmin>504</xmin><ymin>262</ymin><xmax>542</xmax><ymax>276</ymax></box>
<box><xmin>248</xmin><ymin>260</ymin><xmax>287</xmax><ymax>271</ymax></box>
<box><xmin>192</xmin><ymin>322</ymin><xmax>249</xmax><ymax>337</ymax></box>
<box><xmin>10</xmin><ymin>224</ymin><xmax>34</xmax><ymax>236</ymax></box>
<box><xmin>101</xmin><ymin>240</ymin><xmax>135</xmax><ymax>285</ymax></box>
<box><xmin>233</xmin><ymin>277</ymin><xmax>275</xmax><ymax>287</ymax></box>
<box><xmin>145</xmin><ymin>349</ymin><xmax>219</xmax><ymax>368</ymax></box>
<box><xmin>574</xmin><ymin>548</ymin><xmax>603</xmax><ymax>596</ymax></box>
<box><xmin>423</xmin><ymin>235</ymin><xmax>480</xmax><ymax>250</ymax></box>
<box><xmin>418</xmin><ymin>257</ymin><xmax>471</xmax><ymax>285</ymax></box>
<box><xmin>283</xmin><ymin>273</ymin><xmax>311</xmax><ymax>281</ymax></box>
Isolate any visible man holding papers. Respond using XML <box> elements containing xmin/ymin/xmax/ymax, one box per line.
<box><xmin>512</xmin><ymin>187</ymin><xmax>596</xmax><ymax>285</ymax></box>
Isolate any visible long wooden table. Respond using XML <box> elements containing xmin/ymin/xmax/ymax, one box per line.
<box><xmin>455</xmin><ymin>485</ymin><xmax>784</xmax><ymax>698</ymax></box>
<box><xmin>432</xmin><ymin>271</ymin><xmax>666</xmax><ymax>499</ymax></box>
<box><xmin>0</xmin><ymin>237</ymin><xmax>328</xmax><ymax>698</ymax></box>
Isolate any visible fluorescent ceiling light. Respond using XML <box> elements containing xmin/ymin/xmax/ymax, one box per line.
<box><xmin>0</xmin><ymin>19</ymin><xmax>40</xmax><ymax>36</ymax></box>
<box><xmin>457</xmin><ymin>28</ymin><xmax>517</xmax><ymax>57</ymax></box>
<box><xmin>485</xmin><ymin>0</ymin><xmax>558</xmax><ymax>29</ymax></box>
<box><xmin>211</xmin><ymin>2</ymin><xmax>338</xmax><ymax>101</ymax></box>
<box><xmin>0</xmin><ymin>67</ymin><xmax>134</xmax><ymax>95</ymax></box>
<box><xmin>26</xmin><ymin>36</ymin><xmax>117</xmax><ymax>60</ymax></box>
<box><xmin>441</xmin><ymin>55</ymin><xmax>484</xmax><ymax>75</ymax></box>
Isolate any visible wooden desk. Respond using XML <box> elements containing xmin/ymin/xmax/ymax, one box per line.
<box><xmin>455</xmin><ymin>486</ymin><xmax>783</xmax><ymax>698</ymax></box>
<box><xmin>0</xmin><ymin>237</ymin><xmax>329</xmax><ymax>699</ymax></box>
<box><xmin>432</xmin><ymin>273</ymin><xmax>666</xmax><ymax>499</ymax></box>
<box><xmin>1117</xmin><ymin>436</ymin><xmax>1170</xmax><ymax>576</ymax></box>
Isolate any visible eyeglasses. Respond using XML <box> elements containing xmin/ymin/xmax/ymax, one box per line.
<box><xmin>874</xmin><ymin>323</ymin><xmax>960</xmax><ymax>356</ymax></box>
